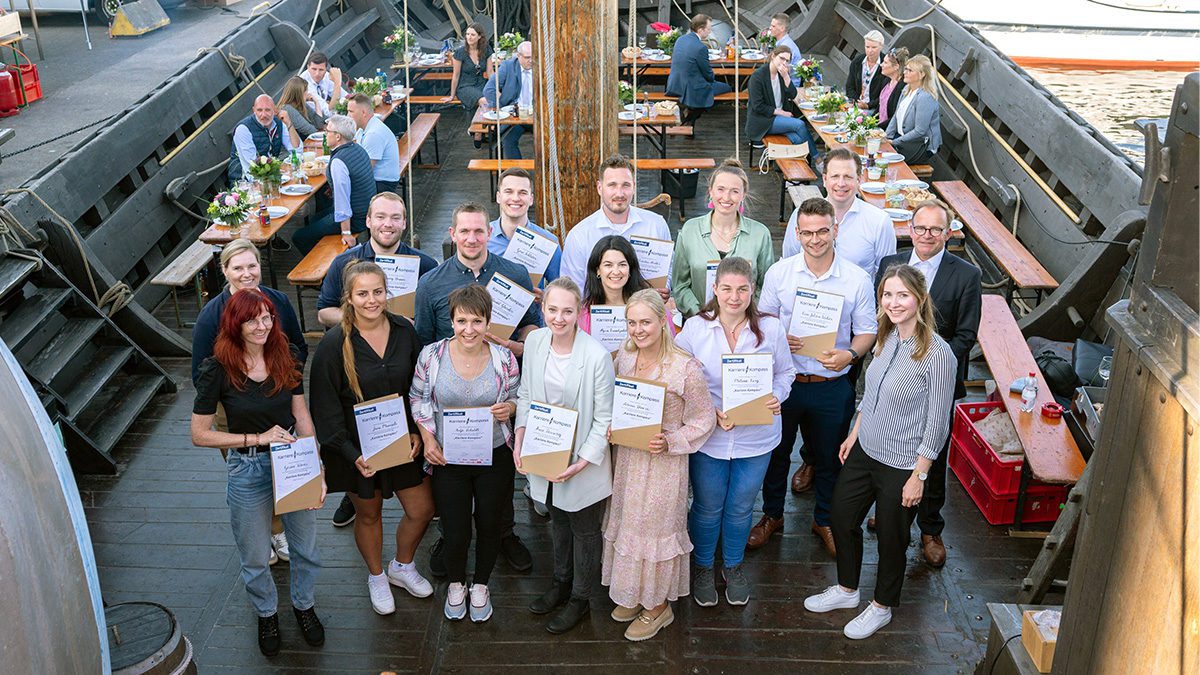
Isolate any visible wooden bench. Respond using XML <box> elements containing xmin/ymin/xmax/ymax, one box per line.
<box><xmin>618</xmin><ymin>125</ymin><xmax>694</xmax><ymax>138</ymax></box>
<box><xmin>639</xmin><ymin>66</ymin><xmax>754</xmax><ymax>77</ymax></box>
<box><xmin>911</xmin><ymin>164</ymin><xmax>933</xmax><ymax>179</ymax></box>
<box><xmin>405</xmin><ymin>95</ymin><xmax>461</xmax><ymax>105</ymax></box>
<box><xmin>644</xmin><ymin>90</ymin><xmax>749</xmax><ymax>102</ymax></box>
<box><xmin>286</xmin><ymin>235</ymin><xmax>349</xmax><ymax>333</ymax></box>
<box><xmin>397</xmin><ymin>112</ymin><xmax>441</xmax><ymax>187</ymax></box>
<box><xmin>934</xmin><ymin>180</ymin><xmax>1058</xmax><ymax>302</ymax></box>
<box><xmin>762</xmin><ymin>134</ymin><xmax>819</xmax><ymax>222</ymax></box>
<box><xmin>150</xmin><ymin>241</ymin><xmax>213</xmax><ymax>327</ymax></box>
<box><xmin>976</xmin><ymin>293</ymin><xmax>1085</xmax><ymax>527</ymax></box>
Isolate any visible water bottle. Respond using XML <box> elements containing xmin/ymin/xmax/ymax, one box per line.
<box><xmin>442</xmin><ymin>39</ymin><xmax>452</xmax><ymax>56</ymax></box>
<box><xmin>1020</xmin><ymin>372</ymin><xmax>1038</xmax><ymax>413</ymax></box>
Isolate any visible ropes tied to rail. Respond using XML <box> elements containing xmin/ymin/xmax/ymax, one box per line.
<box><xmin>197</xmin><ymin>46</ymin><xmax>269</xmax><ymax>98</ymax></box>
<box><xmin>532</xmin><ymin>0</ymin><xmax>566</xmax><ymax>238</ymax></box>
<box><xmin>403</xmin><ymin>0</ymin><xmax>415</xmax><ymax>245</ymax></box>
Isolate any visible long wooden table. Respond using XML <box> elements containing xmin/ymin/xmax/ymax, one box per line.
<box><xmin>469</xmin><ymin>106</ymin><xmax>682</xmax><ymax>158</ymax></box>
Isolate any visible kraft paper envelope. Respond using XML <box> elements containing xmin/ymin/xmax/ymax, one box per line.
<box><xmin>489</xmin><ymin>321</ymin><xmax>518</xmax><ymax>341</ymax></box>
<box><xmin>387</xmin><ymin>293</ymin><xmax>416</xmax><ymax>319</ymax></box>
<box><xmin>522</xmin><ymin>449</ymin><xmax>572</xmax><ymax>480</ymax></box>
<box><xmin>355</xmin><ymin>394</ymin><xmax>413</xmax><ymax>471</ymax></box>
<box><xmin>725</xmin><ymin>393</ymin><xmax>775</xmax><ymax>426</ymax></box>
<box><xmin>610</xmin><ymin>375</ymin><xmax>666</xmax><ymax>452</ymax></box>
<box><xmin>796</xmin><ymin>331</ymin><xmax>838</xmax><ymax>359</ymax></box>
<box><xmin>275</xmin><ymin>474</ymin><xmax>323</xmax><ymax>515</ymax></box>
<box><xmin>645</xmin><ymin>274</ymin><xmax>668</xmax><ymax>289</ymax></box>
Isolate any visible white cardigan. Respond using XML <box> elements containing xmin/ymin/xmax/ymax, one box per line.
<box><xmin>515</xmin><ymin>327</ymin><xmax>615</xmax><ymax>512</ymax></box>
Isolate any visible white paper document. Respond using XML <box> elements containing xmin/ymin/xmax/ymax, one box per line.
<box><xmin>353</xmin><ymin>395</ymin><xmax>410</xmax><ymax>462</ymax></box>
<box><xmin>502</xmin><ymin>225</ymin><xmax>557</xmax><ymax>283</ymax></box>
<box><xmin>589</xmin><ymin>305</ymin><xmax>627</xmax><ymax>352</ymax></box>
<box><xmin>441</xmin><ymin>407</ymin><xmax>494</xmax><ymax>465</ymax></box>
<box><xmin>374</xmin><ymin>254</ymin><xmax>422</xmax><ymax>299</ymax></box>
<box><xmin>522</xmin><ymin>402</ymin><xmax>578</xmax><ymax>457</ymax></box>
<box><xmin>787</xmin><ymin>287</ymin><xmax>845</xmax><ymax>338</ymax></box>
<box><xmin>270</xmin><ymin>436</ymin><xmax>322</xmax><ymax>500</ymax></box>
<box><xmin>611</xmin><ymin>377</ymin><xmax>666</xmax><ymax>432</ymax></box>
<box><xmin>704</xmin><ymin>260</ymin><xmax>720</xmax><ymax>304</ymax></box>
<box><xmin>627</xmin><ymin>235</ymin><xmax>674</xmax><ymax>286</ymax></box>
<box><xmin>721</xmin><ymin>353</ymin><xmax>773</xmax><ymax>412</ymax></box>
<box><xmin>485</xmin><ymin>273</ymin><xmax>536</xmax><ymax>340</ymax></box>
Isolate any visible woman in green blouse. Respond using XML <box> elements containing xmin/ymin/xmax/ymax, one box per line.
<box><xmin>670</xmin><ymin>159</ymin><xmax>776</xmax><ymax>318</ymax></box>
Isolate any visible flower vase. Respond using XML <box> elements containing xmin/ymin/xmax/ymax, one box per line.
<box><xmin>260</xmin><ymin>179</ymin><xmax>281</xmax><ymax>203</ymax></box>
<box><xmin>397</xmin><ymin>50</ymin><xmax>411</xmax><ymax>65</ymax></box>
<box><xmin>853</xmin><ymin>133</ymin><xmax>868</xmax><ymax>148</ymax></box>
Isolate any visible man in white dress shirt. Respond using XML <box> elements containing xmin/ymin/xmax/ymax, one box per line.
<box><xmin>747</xmin><ymin>197</ymin><xmax>877</xmax><ymax>558</ymax></box>
<box><xmin>300</xmin><ymin>52</ymin><xmax>343</xmax><ymax>118</ymax></box>
<box><xmin>560</xmin><ymin>155</ymin><xmax>673</xmax><ymax>295</ymax></box>
<box><xmin>782</xmin><ymin>148</ymin><xmax>897</xmax><ymax>278</ymax></box>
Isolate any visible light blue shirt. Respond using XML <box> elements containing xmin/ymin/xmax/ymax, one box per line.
<box><xmin>777</xmin><ymin>34</ymin><xmax>803</xmax><ymax>88</ymax></box>
<box><xmin>487</xmin><ymin>218</ymin><xmax>562</xmax><ymax>288</ymax></box>
<box><xmin>330</xmin><ymin>157</ymin><xmax>352</xmax><ymax>223</ymax></box>
<box><xmin>233</xmin><ymin>120</ymin><xmax>293</xmax><ymax>177</ymax></box>
<box><xmin>355</xmin><ymin>115</ymin><xmax>400</xmax><ymax>182</ymax></box>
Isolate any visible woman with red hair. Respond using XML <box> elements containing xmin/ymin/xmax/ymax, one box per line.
<box><xmin>190</xmin><ymin>289</ymin><xmax>327</xmax><ymax>657</ymax></box>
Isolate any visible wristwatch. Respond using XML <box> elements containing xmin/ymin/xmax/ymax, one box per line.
<box><xmin>913</xmin><ymin>469</ymin><xmax>928</xmax><ymax>481</ymax></box>
<box><xmin>847</xmin><ymin>347</ymin><xmax>860</xmax><ymax>362</ymax></box>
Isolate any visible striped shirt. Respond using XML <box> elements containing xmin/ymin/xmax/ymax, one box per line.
<box><xmin>857</xmin><ymin>328</ymin><xmax>957</xmax><ymax>469</ymax></box>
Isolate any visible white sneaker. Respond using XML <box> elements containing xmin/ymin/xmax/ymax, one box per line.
<box><xmin>387</xmin><ymin>559</ymin><xmax>434</xmax><ymax>598</ymax></box>
<box><xmin>469</xmin><ymin>583</ymin><xmax>493</xmax><ymax>623</ymax></box>
<box><xmin>367</xmin><ymin>573</ymin><xmax>396</xmax><ymax>615</ymax></box>
<box><xmin>268</xmin><ymin>546</ymin><xmax>278</xmax><ymax>566</ymax></box>
<box><xmin>803</xmin><ymin>585</ymin><xmax>860</xmax><ymax>613</ymax></box>
<box><xmin>271</xmin><ymin>532</ymin><xmax>290</xmax><ymax>562</ymax></box>
<box><xmin>444</xmin><ymin>582</ymin><xmax>467</xmax><ymax>620</ymax></box>
<box><xmin>844</xmin><ymin>603</ymin><xmax>892</xmax><ymax>639</ymax></box>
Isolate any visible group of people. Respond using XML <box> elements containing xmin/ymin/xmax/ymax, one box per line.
<box><xmin>191</xmin><ymin>139</ymin><xmax>982</xmax><ymax>655</ymax></box>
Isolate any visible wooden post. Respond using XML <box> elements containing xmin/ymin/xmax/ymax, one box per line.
<box><xmin>529</xmin><ymin>0</ymin><xmax>619</xmax><ymax>239</ymax></box>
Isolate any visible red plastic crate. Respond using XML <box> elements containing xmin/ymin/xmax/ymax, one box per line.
<box><xmin>12</xmin><ymin>63</ymin><xmax>40</xmax><ymax>105</ymax></box>
<box><xmin>952</xmin><ymin>401</ymin><xmax>1026</xmax><ymax>494</ymax></box>
<box><xmin>949</xmin><ymin>437</ymin><xmax>1068</xmax><ymax>525</ymax></box>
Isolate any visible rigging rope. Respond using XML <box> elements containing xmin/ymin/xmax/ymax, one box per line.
<box><xmin>869</xmin><ymin>0</ymin><xmax>946</xmax><ymax>25</ymax></box>
<box><xmin>629</xmin><ymin>0</ymin><xmax>638</xmax><ymax>195</ymax></box>
<box><xmin>404</xmin><ymin>0</ymin><xmax>415</xmax><ymax>245</ymax></box>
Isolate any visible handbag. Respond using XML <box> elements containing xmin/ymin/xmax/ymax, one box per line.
<box><xmin>757</xmin><ymin>141</ymin><xmax>809</xmax><ymax>174</ymax></box>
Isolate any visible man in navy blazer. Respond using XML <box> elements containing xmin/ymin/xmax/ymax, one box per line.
<box><xmin>665</xmin><ymin>14</ymin><xmax>732</xmax><ymax>125</ymax></box>
<box><xmin>480</xmin><ymin>41</ymin><xmax>534</xmax><ymax>159</ymax></box>
<box><xmin>874</xmin><ymin>199</ymin><xmax>981</xmax><ymax>569</ymax></box>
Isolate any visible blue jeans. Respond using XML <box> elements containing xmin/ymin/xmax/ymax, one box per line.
<box><xmin>226</xmin><ymin>451</ymin><xmax>321</xmax><ymax>617</ymax></box>
<box><xmin>769</xmin><ymin>115</ymin><xmax>818</xmax><ymax>158</ymax></box>
<box><xmin>688</xmin><ymin>451</ymin><xmax>772</xmax><ymax>569</ymax></box>
<box><xmin>292</xmin><ymin>210</ymin><xmax>366</xmax><ymax>255</ymax></box>
<box><xmin>500</xmin><ymin>124</ymin><xmax>527</xmax><ymax>160</ymax></box>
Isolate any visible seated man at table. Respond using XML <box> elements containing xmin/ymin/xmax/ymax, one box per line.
<box><xmin>487</xmin><ymin>167</ymin><xmax>561</xmax><ymax>289</ymax></box>
<box><xmin>291</xmin><ymin>115</ymin><xmax>377</xmax><ymax>255</ymax></box>
<box><xmin>665</xmin><ymin>14</ymin><xmax>733</xmax><ymax>126</ymax></box>
<box><xmin>768</xmin><ymin>12</ymin><xmax>804</xmax><ymax>88</ymax></box>
<box><xmin>480</xmin><ymin>41</ymin><xmax>534</xmax><ymax>159</ymax></box>
<box><xmin>301</xmin><ymin>51</ymin><xmax>344</xmax><ymax>118</ymax></box>
<box><xmin>782</xmin><ymin>148</ymin><xmax>896</xmax><ymax>278</ymax></box>
<box><xmin>227</xmin><ymin>94</ymin><xmax>293</xmax><ymax>185</ymax></box>
<box><xmin>317</xmin><ymin>191</ymin><xmax>438</xmax><ymax>327</ymax></box>
<box><xmin>347</xmin><ymin>93</ymin><xmax>401</xmax><ymax>194</ymax></box>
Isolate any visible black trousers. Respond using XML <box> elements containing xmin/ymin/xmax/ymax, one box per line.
<box><xmin>432</xmin><ymin>445</ymin><xmax>515</xmax><ymax>585</ymax></box>
<box><xmin>917</xmin><ymin>422</ymin><xmax>953</xmax><ymax>536</ymax></box>
<box><xmin>830</xmin><ymin>442</ymin><xmax>917</xmax><ymax>608</ymax></box>
<box><xmin>546</xmin><ymin>486</ymin><xmax>606</xmax><ymax>603</ymax></box>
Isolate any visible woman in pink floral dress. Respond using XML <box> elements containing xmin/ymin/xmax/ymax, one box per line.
<box><xmin>602</xmin><ymin>289</ymin><xmax>716</xmax><ymax>641</ymax></box>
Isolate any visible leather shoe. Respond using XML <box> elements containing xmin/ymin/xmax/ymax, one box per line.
<box><xmin>529</xmin><ymin>580</ymin><xmax>572</xmax><ymax>615</ymax></box>
<box><xmin>866</xmin><ymin>517</ymin><xmax>876</xmax><ymax>530</ymax></box>
<box><xmin>811</xmin><ymin>522</ymin><xmax>837</xmax><ymax>557</ymax></box>
<box><xmin>546</xmin><ymin>598</ymin><xmax>590</xmax><ymax>634</ymax></box>
<box><xmin>746</xmin><ymin>515</ymin><xmax>784</xmax><ymax>549</ymax></box>
<box><xmin>791</xmin><ymin>463</ymin><xmax>814</xmax><ymax>494</ymax></box>
<box><xmin>922</xmin><ymin>534</ymin><xmax>947</xmax><ymax>568</ymax></box>
<box><xmin>501</xmin><ymin>534</ymin><xmax>533</xmax><ymax>572</ymax></box>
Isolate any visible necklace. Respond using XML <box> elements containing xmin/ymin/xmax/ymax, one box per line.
<box><xmin>711</xmin><ymin>219</ymin><xmax>739</xmax><ymax>249</ymax></box>
<box><xmin>634</xmin><ymin>352</ymin><xmax>660</xmax><ymax>377</ymax></box>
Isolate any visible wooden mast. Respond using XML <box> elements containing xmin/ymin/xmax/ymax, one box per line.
<box><xmin>529</xmin><ymin>0</ymin><xmax>619</xmax><ymax>239</ymax></box>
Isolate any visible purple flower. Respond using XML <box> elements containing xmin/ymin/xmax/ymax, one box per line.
<box><xmin>224</xmin><ymin>194</ymin><xmax>237</xmax><ymax>207</ymax></box>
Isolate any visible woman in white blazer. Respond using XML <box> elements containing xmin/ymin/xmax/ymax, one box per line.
<box><xmin>514</xmin><ymin>278</ymin><xmax>616</xmax><ymax>635</ymax></box>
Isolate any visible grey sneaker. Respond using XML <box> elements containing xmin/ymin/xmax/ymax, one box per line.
<box><xmin>723</xmin><ymin>564</ymin><xmax>751</xmax><ymax>606</ymax></box>
<box><xmin>692</xmin><ymin>565</ymin><xmax>718</xmax><ymax>607</ymax></box>
<box><xmin>469</xmin><ymin>583</ymin><xmax>493</xmax><ymax>623</ymax></box>
<box><xmin>444</xmin><ymin>582</ymin><xmax>467</xmax><ymax>621</ymax></box>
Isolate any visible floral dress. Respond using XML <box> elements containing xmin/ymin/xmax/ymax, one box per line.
<box><xmin>602</xmin><ymin>349</ymin><xmax>716</xmax><ymax>608</ymax></box>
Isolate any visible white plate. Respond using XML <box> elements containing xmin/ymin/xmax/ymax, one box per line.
<box><xmin>419</xmin><ymin>56</ymin><xmax>443</xmax><ymax>65</ymax></box>
<box><xmin>861</xmin><ymin>182</ymin><xmax>886</xmax><ymax>194</ymax></box>
<box><xmin>316</xmin><ymin>155</ymin><xmax>330</xmax><ymax>164</ymax></box>
<box><xmin>307</xmin><ymin>132</ymin><xmax>325</xmax><ymax>142</ymax></box>
<box><xmin>798</xmin><ymin>102</ymin><xmax>815</xmax><ymax>110</ymax></box>
<box><xmin>885</xmin><ymin>208</ymin><xmax>913</xmax><ymax>221</ymax></box>
<box><xmin>810</xmin><ymin>113</ymin><xmax>828</xmax><ymax>121</ymax></box>
<box><xmin>708</xmin><ymin>53</ymin><xmax>722</xmax><ymax>61</ymax></box>
<box><xmin>617</xmin><ymin>110</ymin><xmax>648</xmax><ymax>121</ymax></box>
<box><xmin>819</xmin><ymin>124</ymin><xmax>846</xmax><ymax>133</ymax></box>
<box><xmin>896</xmin><ymin>179</ymin><xmax>929</xmax><ymax>189</ymax></box>
<box><xmin>482</xmin><ymin>110</ymin><xmax>512</xmax><ymax>121</ymax></box>
<box><xmin>280</xmin><ymin>185</ymin><xmax>314</xmax><ymax>196</ymax></box>
<box><xmin>267</xmin><ymin>206</ymin><xmax>289</xmax><ymax>219</ymax></box>
<box><xmin>624</xmin><ymin>103</ymin><xmax>649</xmax><ymax>113</ymax></box>
<box><xmin>645</xmin><ymin>53</ymin><xmax>670</xmax><ymax>61</ymax></box>
<box><xmin>880</xmin><ymin>152</ymin><xmax>905</xmax><ymax>163</ymax></box>
<box><xmin>741</xmin><ymin>49</ymin><xmax>765</xmax><ymax>59</ymax></box>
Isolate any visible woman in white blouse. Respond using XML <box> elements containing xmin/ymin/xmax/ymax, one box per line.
<box><xmin>676</xmin><ymin>257</ymin><xmax>796</xmax><ymax>607</ymax></box>
<box><xmin>514</xmin><ymin>278</ymin><xmax>616</xmax><ymax>634</ymax></box>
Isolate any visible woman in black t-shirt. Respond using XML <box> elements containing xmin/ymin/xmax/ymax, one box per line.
<box><xmin>310</xmin><ymin>261</ymin><xmax>435</xmax><ymax>616</ymax></box>
<box><xmin>190</xmin><ymin>288</ymin><xmax>326</xmax><ymax>657</ymax></box>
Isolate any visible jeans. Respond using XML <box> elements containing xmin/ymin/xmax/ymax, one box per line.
<box><xmin>546</xmin><ymin>486</ymin><xmax>606</xmax><ymax>602</ymax></box>
<box><xmin>375</xmin><ymin>180</ymin><xmax>399</xmax><ymax>195</ymax></box>
<box><xmin>769</xmin><ymin>115</ymin><xmax>816</xmax><ymax>150</ymax></box>
<box><xmin>688</xmin><ymin>451</ymin><xmax>772</xmax><ymax>569</ymax></box>
<box><xmin>500</xmin><ymin>124</ymin><xmax>527</xmax><ymax>160</ymax></box>
<box><xmin>292</xmin><ymin>210</ymin><xmax>366</xmax><ymax>255</ymax></box>
<box><xmin>432</xmin><ymin>445</ymin><xmax>516</xmax><ymax>585</ymax></box>
<box><xmin>761</xmin><ymin>378</ymin><xmax>855</xmax><ymax>525</ymax></box>
<box><xmin>226</xmin><ymin>451</ymin><xmax>320</xmax><ymax>617</ymax></box>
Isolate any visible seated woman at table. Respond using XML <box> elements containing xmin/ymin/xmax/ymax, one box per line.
<box><xmin>310</xmin><ymin>261</ymin><xmax>435</xmax><ymax>616</ymax></box>
<box><xmin>409</xmin><ymin>285</ymin><xmax>520</xmax><ymax>624</ymax></box>
<box><xmin>278</xmin><ymin>76</ymin><xmax>327</xmax><ymax>147</ymax></box>
<box><xmin>885</xmin><ymin>54</ymin><xmax>942</xmax><ymax>165</ymax></box>
<box><xmin>868</xmin><ymin>47</ymin><xmax>908</xmax><ymax>124</ymax></box>
<box><xmin>603</xmin><ymin>289</ymin><xmax>715</xmax><ymax>641</ymax></box>
<box><xmin>745</xmin><ymin>46</ymin><xmax>814</xmax><ymax>151</ymax></box>
<box><xmin>190</xmin><ymin>288</ymin><xmax>325</xmax><ymax>657</ymax></box>
<box><xmin>447</xmin><ymin>23</ymin><xmax>493</xmax><ymax>115</ymax></box>
<box><xmin>806</xmin><ymin>264</ymin><xmax>956</xmax><ymax>639</ymax></box>
<box><xmin>578</xmin><ymin>235</ymin><xmax>678</xmax><ymax>339</ymax></box>
<box><xmin>671</xmin><ymin>159</ymin><xmax>775</xmax><ymax>319</ymax></box>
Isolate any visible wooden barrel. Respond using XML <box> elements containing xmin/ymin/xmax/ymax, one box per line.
<box><xmin>107</xmin><ymin>602</ymin><xmax>197</xmax><ymax>675</ymax></box>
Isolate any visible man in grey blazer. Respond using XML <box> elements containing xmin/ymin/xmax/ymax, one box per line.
<box><xmin>481</xmin><ymin>41</ymin><xmax>534</xmax><ymax>159</ymax></box>
<box><xmin>665</xmin><ymin>14</ymin><xmax>733</xmax><ymax>125</ymax></box>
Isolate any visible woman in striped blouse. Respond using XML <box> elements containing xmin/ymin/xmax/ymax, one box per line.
<box><xmin>803</xmin><ymin>264</ymin><xmax>957</xmax><ymax>640</ymax></box>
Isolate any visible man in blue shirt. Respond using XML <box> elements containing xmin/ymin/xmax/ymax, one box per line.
<box><xmin>770</xmin><ymin>13</ymin><xmax>805</xmax><ymax>88</ymax></box>
<box><xmin>348</xmin><ymin>93</ymin><xmax>402</xmax><ymax>194</ymax></box>
<box><xmin>291</xmin><ymin>115</ymin><xmax>377</xmax><ymax>254</ymax></box>
<box><xmin>486</xmin><ymin>167</ymin><xmax>561</xmax><ymax>290</ymax></box>
<box><xmin>316</xmin><ymin>192</ymin><xmax>438</xmax><ymax>327</ymax></box>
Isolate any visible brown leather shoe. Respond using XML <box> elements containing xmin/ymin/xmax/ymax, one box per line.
<box><xmin>746</xmin><ymin>515</ymin><xmax>784</xmax><ymax>549</ymax></box>
<box><xmin>922</xmin><ymin>534</ymin><xmax>947</xmax><ymax>568</ymax></box>
<box><xmin>811</xmin><ymin>522</ymin><xmax>837</xmax><ymax>557</ymax></box>
<box><xmin>791</xmin><ymin>463</ymin><xmax>815</xmax><ymax>494</ymax></box>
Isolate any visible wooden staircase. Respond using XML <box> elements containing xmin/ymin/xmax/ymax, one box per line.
<box><xmin>0</xmin><ymin>251</ymin><xmax>175</xmax><ymax>474</ymax></box>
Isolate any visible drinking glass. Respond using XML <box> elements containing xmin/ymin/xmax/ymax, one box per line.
<box><xmin>1098</xmin><ymin>356</ymin><xmax>1113</xmax><ymax>384</ymax></box>
<box><xmin>866</xmin><ymin>136</ymin><xmax>882</xmax><ymax>155</ymax></box>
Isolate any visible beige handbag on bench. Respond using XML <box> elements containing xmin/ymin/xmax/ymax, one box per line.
<box><xmin>758</xmin><ymin>141</ymin><xmax>809</xmax><ymax>174</ymax></box>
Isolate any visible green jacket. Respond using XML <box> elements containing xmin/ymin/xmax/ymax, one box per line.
<box><xmin>670</xmin><ymin>212</ymin><xmax>776</xmax><ymax>318</ymax></box>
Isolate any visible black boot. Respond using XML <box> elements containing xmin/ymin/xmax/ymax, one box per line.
<box><xmin>258</xmin><ymin>614</ymin><xmax>281</xmax><ymax>656</ymax></box>
<box><xmin>545</xmin><ymin>598</ymin><xmax>590</xmax><ymax>634</ymax></box>
<box><xmin>529</xmin><ymin>579</ymin><xmax>572</xmax><ymax>615</ymax></box>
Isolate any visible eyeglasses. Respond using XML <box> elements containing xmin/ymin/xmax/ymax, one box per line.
<box><xmin>911</xmin><ymin>225</ymin><xmax>946</xmax><ymax>237</ymax></box>
<box><xmin>243</xmin><ymin>315</ymin><xmax>275</xmax><ymax>328</ymax></box>
<box><xmin>797</xmin><ymin>227</ymin><xmax>832</xmax><ymax>239</ymax></box>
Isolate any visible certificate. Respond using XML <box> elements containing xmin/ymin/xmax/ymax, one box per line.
<box><xmin>704</xmin><ymin>260</ymin><xmax>720</xmax><ymax>304</ymax></box>
<box><xmin>375</xmin><ymin>254</ymin><xmax>422</xmax><ymax>319</ymax></box>
<box><xmin>589</xmin><ymin>304</ymin><xmax>627</xmax><ymax>353</ymax></box>
<box><xmin>441</xmin><ymin>407</ymin><xmax>494</xmax><ymax>466</ymax></box>
<box><xmin>721</xmin><ymin>353</ymin><xmax>775</xmax><ymax>425</ymax></box>
<box><xmin>271</xmin><ymin>436</ymin><xmax>323</xmax><ymax>514</ymax></box>
<box><xmin>787</xmin><ymin>287</ymin><xmax>844</xmax><ymax>359</ymax></box>
<box><xmin>628</xmin><ymin>235</ymin><xmax>674</xmax><ymax>289</ymax></box>
<box><xmin>502</xmin><ymin>225</ymin><xmax>558</xmax><ymax>287</ymax></box>
<box><xmin>520</xmin><ymin>401</ymin><xmax>578</xmax><ymax>479</ymax></box>
<box><xmin>353</xmin><ymin>393</ymin><xmax>413</xmax><ymax>470</ymax></box>
<box><xmin>485</xmin><ymin>272</ymin><xmax>535</xmax><ymax>341</ymax></box>
<box><xmin>610</xmin><ymin>376</ymin><xmax>666</xmax><ymax>451</ymax></box>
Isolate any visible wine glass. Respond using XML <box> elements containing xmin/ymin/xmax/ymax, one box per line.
<box><xmin>1098</xmin><ymin>356</ymin><xmax>1113</xmax><ymax>385</ymax></box>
